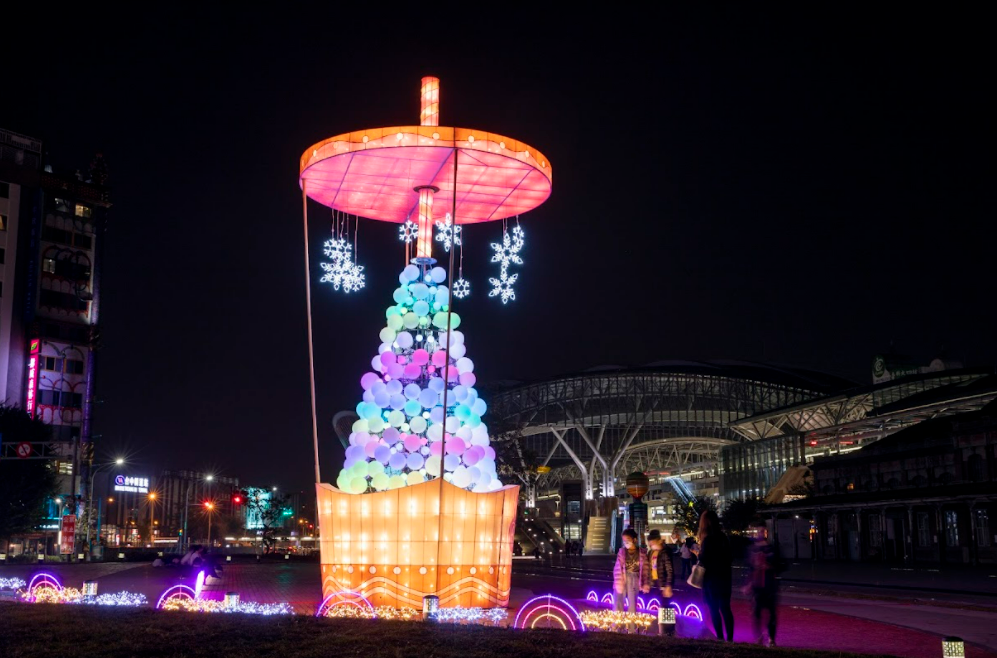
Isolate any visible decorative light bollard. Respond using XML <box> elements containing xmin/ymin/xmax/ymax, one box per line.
<box><xmin>659</xmin><ymin>605</ymin><xmax>676</xmax><ymax>636</ymax></box>
<box><xmin>225</xmin><ymin>592</ymin><xmax>240</xmax><ymax>610</ymax></box>
<box><xmin>118</xmin><ymin>553</ymin><xmax>125</xmax><ymax>560</ymax></box>
<box><xmin>942</xmin><ymin>637</ymin><xmax>965</xmax><ymax>658</ymax></box>
<box><xmin>226</xmin><ymin>555</ymin><xmax>232</xmax><ymax>562</ymax></box>
<box><xmin>37</xmin><ymin>554</ymin><xmax>45</xmax><ymax>562</ymax></box>
<box><xmin>423</xmin><ymin>595</ymin><xmax>440</xmax><ymax>619</ymax></box>
<box><xmin>82</xmin><ymin>581</ymin><xmax>98</xmax><ymax>602</ymax></box>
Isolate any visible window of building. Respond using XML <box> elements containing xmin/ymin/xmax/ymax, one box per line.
<box><xmin>968</xmin><ymin>454</ymin><xmax>986</xmax><ymax>482</ymax></box>
<box><xmin>917</xmin><ymin>512</ymin><xmax>931</xmax><ymax>547</ymax></box>
<box><xmin>53</xmin><ymin>198</ymin><xmax>70</xmax><ymax>213</ymax></box>
<box><xmin>42</xmin><ymin>225</ymin><xmax>73</xmax><ymax>246</ymax></box>
<box><xmin>42</xmin><ymin>357</ymin><xmax>64</xmax><ymax>372</ymax></box>
<box><xmin>944</xmin><ymin>510</ymin><xmax>959</xmax><ymax>547</ymax></box>
<box><xmin>39</xmin><ymin>289</ymin><xmax>89</xmax><ymax>313</ymax></box>
<box><xmin>74</xmin><ymin>204</ymin><xmax>92</xmax><ymax>218</ymax></box>
<box><xmin>65</xmin><ymin>359</ymin><xmax>85</xmax><ymax>375</ymax></box>
<box><xmin>976</xmin><ymin>509</ymin><xmax>991</xmax><ymax>548</ymax></box>
<box><xmin>73</xmin><ymin>233</ymin><xmax>93</xmax><ymax>250</ymax></box>
<box><xmin>43</xmin><ymin>258</ymin><xmax>56</xmax><ymax>273</ymax></box>
<box><xmin>0</xmin><ymin>213</ymin><xmax>7</xmax><ymax>231</ymax></box>
<box><xmin>58</xmin><ymin>461</ymin><xmax>73</xmax><ymax>476</ymax></box>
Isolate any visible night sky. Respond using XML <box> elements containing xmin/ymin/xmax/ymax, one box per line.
<box><xmin>3</xmin><ymin>7</ymin><xmax>992</xmax><ymax>493</ymax></box>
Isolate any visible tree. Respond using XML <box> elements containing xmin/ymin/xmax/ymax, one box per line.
<box><xmin>721</xmin><ymin>498</ymin><xmax>760</xmax><ymax>535</ymax></box>
<box><xmin>241</xmin><ymin>488</ymin><xmax>291</xmax><ymax>554</ymax></box>
<box><xmin>676</xmin><ymin>495</ymin><xmax>718</xmax><ymax>536</ymax></box>
<box><xmin>0</xmin><ymin>405</ymin><xmax>59</xmax><ymax>545</ymax></box>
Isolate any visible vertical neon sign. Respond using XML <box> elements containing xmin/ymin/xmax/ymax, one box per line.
<box><xmin>26</xmin><ymin>339</ymin><xmax>40</xmax><ymax>417</ymax></box>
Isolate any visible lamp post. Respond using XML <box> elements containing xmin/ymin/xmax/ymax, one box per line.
<box><xmin>205</xmin><ymin>502</ymin><xmax>215</xmax><ymax>548</ymax></box>
<box><xmin>87</xmin><ymin>458</ymin><xmax>124</xmax><ymax>560</ymax></box>
<box><xmin>148</xmin><ymin>493</ymin><xmax>157</xmax><ymax>546</ymax></box>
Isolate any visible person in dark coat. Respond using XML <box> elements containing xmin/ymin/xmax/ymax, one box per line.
<box><xmin>745</xmin><ymin>520</ymin><xmax>783</xmax><ymax>646</ymax></box>
<box><xmin>693</xmin><ymin>510</ymin><xmax>734</xmax><ymax>641</ymax></box>
<box><xmin>646</xmin><ymin>529</ymin><xmax>675</xmax><ymax>635</ymax></box>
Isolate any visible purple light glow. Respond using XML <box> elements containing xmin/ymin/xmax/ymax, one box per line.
<box><xmin>316</xmin><ymin>590</ymin><xmax>375</xmax><ymax>617</ymax></box>
<box><xmin>513</xmin><ymin>594</ymin><xmax>585</xmax><ymax>632</ymax></box>
<box><xmin>27</xmin><ymin>573</ymin><xmax>62</xmax><ymax>596</ymax></box>
<box><xmin>155</xmin><ymin>585</ymin><xmax>197</xmax><ymax>610</ymax></box>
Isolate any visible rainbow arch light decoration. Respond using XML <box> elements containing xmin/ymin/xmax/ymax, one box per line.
<box><xmin>27</xmin><ymin>573</ymin><xmax>62</xmax><ymax>598</ymax></box>
<box><xmin>513</xmin><ymin>595</ymin><xmax>585</xmax><ymax>631</ymax></box>
<box><xmin>316</xmin><ymin>590</ymin><xmax>374</xmax><ymax>617</ymax></box>
<box><xmin>585</xmin><ymin>589</ymin><xmax>701</xmax><ymax>619</ymax></box>
<box><xmin>304</xmin><ymin>77</ymin><xmax>550</xmax><ymax>610</ymax></box>
<box><xmin>156</xmin><ymin>585</ymin><xmax>197</xmax><ymax>610</ymax></box>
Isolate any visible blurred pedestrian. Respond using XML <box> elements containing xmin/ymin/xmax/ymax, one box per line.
<box><xmin>693</xmin><ymin>510</ymin><xmax>734</xmax><ymax>642</ymax></box>
<box><xmin>745</xmin><ymin>520</ymin><xmax>782</xmax><ymax>647</ymax></box>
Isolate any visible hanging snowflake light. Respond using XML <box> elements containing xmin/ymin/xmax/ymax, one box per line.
<box><xmin>489</xmin><ymin>226</ymin><xmax>524</xmax><ymax>269</ymax></box>
<box><xmin>342</xmin><ymin>264</ymin><xmax>366</xmax><ymax>293</ymax></box>
<box><xmin>488</xmin><ymin>270</ymin><xmax>518</xmax><ymax>304</ymax></box>
<box><xmin>398</xmin><ymin>219</ymin><xmax>418</xmax><ymax>244</ymax></box>
<box><xmin>434</xmin><ymin>213</ymin><xmax>462</xmax><ymax>252</ymax></box>
<box><xmin>320</xmin><ymin>238</ymin><xmax>356</xmax><ymax>291</ymax></box>
<box><xmin>324</xmin><ymin>237</ymin><xmax>350</xmax><ymax>261</ymax></box>
<box><xmin>453</xmin><ymin>278</ymin><xmax>471</xmax><ymax>299</ymax></box>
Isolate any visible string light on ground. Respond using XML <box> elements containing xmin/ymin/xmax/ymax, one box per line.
<box><xmin>512</xmin><ymin>595</ymin><xmax>585</xmax><ymax>631</ymax></box>
<box><xmin>21</xmin><ymin>587</ymin><xmax>146</xmax><ymax>607</ymax></box>
<box><xmin>161</xmin><ymin>597</ymin><xmax>291</xmax><ymax>615</ymax></box>
<box><xmin>0</xmin><ymin>577</ymin><xmax>27</xmax><ymax>590</ymax></box>
<box><xmin>578</xmin><ymin>610</ymin><xmax>655</xmax><ymax>633</ymax></box>
<box><xmin>428</xmin><ymin>606</ymin><xmax>507</xmax><ymax>625</ymax></box>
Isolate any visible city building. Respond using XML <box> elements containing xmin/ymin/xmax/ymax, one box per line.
<box><xmin>763</xmin><ymin>392</ymin><xmax>997</xmax><ymax>565</ymax></box>
<box><xmin>1</xmin><ymin>127</ymin><xmax>109</xmax><ymax>553</ymax></box>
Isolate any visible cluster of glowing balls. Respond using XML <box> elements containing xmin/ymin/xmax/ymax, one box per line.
<box><xmin>428</xmin><ymin>606</ymin><xmax>508</xmax><ymax>625</ymax></box>
<box><xmin>337</xmin><ymin>263</ymin><xmax>502</xmax><ymax>495</ymax></box>
<box><xmin>160</xmin><ymin>597</ymin><xmax>292</xmax><ymax>615</ymax></box>
<box><xmin>578</xmin><ymin>610</ymin><xmax>655</xmax><ymax>632</ymax></box>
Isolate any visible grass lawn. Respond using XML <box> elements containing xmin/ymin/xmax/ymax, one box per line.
<box><xmin>0</xmin><ymin>603</ymin><xmax>889</xmax><ymax>658</ymax></box>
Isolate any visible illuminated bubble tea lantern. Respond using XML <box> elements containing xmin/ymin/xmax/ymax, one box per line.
<box><xmin>301</xmin><ymin>78</ymin><xmax>552</xmax><ymax>609</ymax></box>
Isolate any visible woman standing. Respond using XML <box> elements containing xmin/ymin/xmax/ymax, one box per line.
<box><xmin>694</xmin><ymin>510</ymin><xmax>734</xmax><ymax>641</ymax></box>
<box><xmin>612</xmin><ymin>528</ymin><xmax>649</xmax><ymax>632</ymax></box>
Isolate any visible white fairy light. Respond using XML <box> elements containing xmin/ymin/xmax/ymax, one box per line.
<box><xmin>434</xmin><ymin>213</ymin><xmax>462</xmax><ymax>252</ymax></box>
<box><xmin>488</xmin><ymin>270</ymin><xmax>518</xmax><ymax>304</ymax></box>
<box><xmin>398</xmin><ymin>219</ymin><xmax>418</xmax><ymax>244</ymax></box>
<box><xmin>489</xmin><ymin>225</ymin><xmax>524</xmax><ymax>269</ymax></box>
<box><xmin>453</xmin><ymin>278</ymin><xmax>471</xmax><ymax>299</ymax></box>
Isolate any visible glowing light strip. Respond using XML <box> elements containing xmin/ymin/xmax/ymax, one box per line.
<box><xmin>513</xmin><ymin>594</ymin><xmax>585</xmax><ymax>632</ymax></box>
<box><xmin>684</xmin><ymin>603</ymin><xmax>703</xmax><ymax>620</ymax></box>
<box><xmin>316</xmin><ymin>590</ymin><xmax>374</xmax><ymax>617</ymax></box>
<box><xmin>194</xmin><ymin>570</ymin><xmax>206</xmax><ymax>599</ymax></box>
<box><xmin>531</xmin><ymin>614</ymin><xmax>566</xmax><ymax>630</ymax></box>
<box><xmin>27</xmin><ymin>573</ymin><xmax>62</xmax><ymax>594</ymax></box>
<box><xmin>0</xmin><ymin>577</ymin><xmax>28</xmax><ymax>590</ymax></box>
<box><xmin>155</xmin><ymin>585</ymin><xmax>196</xmax><ymax>610</ymax></box>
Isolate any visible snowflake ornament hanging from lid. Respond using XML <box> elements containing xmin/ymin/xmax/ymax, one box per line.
<box><xmin>434</xmin><ymin>213</ymin><xmax>462</xmax><ymax>253</ymax></box>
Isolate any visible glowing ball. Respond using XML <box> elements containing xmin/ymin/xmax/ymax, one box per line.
<box><xmin>403</xmin><ymin>312</ymin><xmax>419</xmax><ymax>329</ymax></box>
<box><xmin>388</xmin><ymin>475</ymin><xmax>406</xmax><ymax>489</ymax></box>
<box><xmin>444</xmin><ymin>454</ymin><xmax>460</xmax><ymax>472</ymax></box>
<box><xmin>456</xmin><ymin>358</ymin><xmax>474</xmax><ymax>374</ymax></box>
<box><xmin>363</xmin><ymin>390</ymin><xmax>374</xmax><ymax>403</ymax></box>
<box><xmin>409</xmin><ymin>416</ymin><xmax>427</xmax><ymax>433</ymax></box>
<box><xmin>404</xmin><ymin>435</ymin><xmax>422</xmax><ymax>453</ymax></box>
<box><xmin>402</xmin><ymin>264</ymin><xmax>420</xmax><ymax>282</ymax></box>
<box><xmin>389</xmin><ymin>394</ymin><xmax>406</xmax><ymax>410</ymax></box>
<box><xmin>463</xmin><ymin>447</ymin><xmax>482</xmax><ymax>466</ymax></box>
<box><xmin>371</xmin><ymin>356</ymin><xmax>383</xmax><ymax>371</ymax></box>
<box><xmin>445</xmin><ymin>437</ymin><xmax>466</xmax><ymax>455</ymax></box>
<box><xmin>418</xmin><ymin>388</ymin><xmax>438</xmax><ymax>409</ymax></box>
<box><xmin>406</xmin><ymin>471</ymin><xmax>425</xmax><ymax>486</ymax></box>
<box><xmin>385</xmin><ymin>379</ymin><xmax>402</xmax><ymax>395</ymax></box>
<box><xmin>393</xmin><ymin>287</ymin><xmax>409</xmax><ymax>304</ymax></box>
<box><xmin>386</xmin><ymin>363</ymin><xmax>404</xmax><ymax>379</ymax></box>
<box><xmin>367</xmin><ymin>417</ymin><xmax>384</xmax><ymax>433</ymax></box>
<box><xmin>430</xmin><ymin>267</ymin><xmax>446</xmax><ymax>283</ymax></box>
<box><xmin>476</xmin><ymin>471</ymin><xmax>492</xmax><ymax>489</ymax></box>
<box><xmin>432</xmin><ymin>312</ymin><xmax>448</xmax><ymax>329</ymax></box>
<box><xmin>429</xmin><ymin>407</ymin><xmax>445</xmax><ymax>424</ymax></box>
<box><xmin>388</xmin><ymin>410</ymin><xmax>405</xmax><ymax>427</ymax></box>
<box><xmin>434</xmin><ymin>288</ymin><xmax>448</xmax><ymax>307</ymax></box>
<box><xmin>450</xmin><ymin>343</ymin><xmax>466</xmax><ymax>359</ymax></box>
<box><xmin>459</xmin><ymin>372</ymin><xmax>476</xmax><ymax>387</ymax></box>
<box><xmin>406</xmin><ymin>453</ymin><xmax>424</xmax><ymax>471</ymax></box>
<box><xmin>426</xmin><ymin>424</ymin><xmax>443</xmax><ymax>442</ymax></box>
<box><xmin>455</xmin><ymin>404</ymin><xmax>471</xmax><ymax>421</ymax></box>
<box><xmin>379</xmin><ymin>327</ymin><xmax>396</xmax><ymax>343</ymax></box>
<box><xmin>471</xmin><ymin>426</ymin><xmax>489</xmax><ymax>445</ymax></box>
<box><xmin>372</xmin><ymin>392</ymin><xmax>388</xmax><ymax>409</ymax></box>
<box><xmin>336</xmin><ymin>471</ymin><xmax>349</xmax><ymax>490</ymax></box>
<box><xmin>371</xmin><ymin>473</ymin><xmax>389</xmax><ymax>491</ymax></box>
<box><xmin>452</xmin><ymin>385</ymin><xmax>468</xmax><ymax>402</ymax></box>
<box><xmin>431</xmin><ymin>350</ymin><xmax>448</xmax><ymax>367</ymax></box>
<box><xmin>484</xmin><ymin>446</ymin><xmax>496</xmax><ymax>461</ymax></box>
<box><xmin>350</xmin><ymin>477</ymin><xmax>368</xmax><ymax>494</ymax></box>
<box><xmin>396</xmin><ymin>331</ymin><xmax>413</xmax><ymax>349</ymax></box>
<box><xmin>429</xmin><ymin>440</ymin><xmax>443</xmax><ymax>456</ymax></box>
<box><xmin>472</xmin><ymin>398</ymin><xmax>487</xmax><ymax>416</ymax></box>
<box><xmin>428</xmin><ymin>377</ymin><xmax>445</xmax><ymax>393</ymax></box>
<box><xmin>389</xmin><ymin>453</ymin><xmax>406</xmax><ymax>470</ymax></box>
<box><xmin>452</xmin><ymin>466</ymin><xmax>471</xmax><ymax>489</ymax></box>
<box><xmin>425</xmin><ymin>455</ymin><xmax>442</xmax><ymax>476</ymax></box>
<box><xmin>345</xmin><ymin>445</ymin><xmax>364</xmax><ymax>461</ymax></box>
<box><xmin>411</xmin><ymin>283</ymin><xmax>429</xmax><ymax>300</ymax></box>
<box><xmin>364</xmin><ymin>441</ymin><xmax>379</xmax><ymax>459</ymax></box>
<box><xmin>412</xmin><ymin>349</ymin><xmax>429</xmax><ymax>366</ymax></box>
<box><xmin>404</xmin><ymin>400</ymin><xmax>422</xmax><ymax>417</ymax></box>
<box><xmin>404</xmin><ymin>383</ymin><xmax>421</xmax><ymax>400</ymax></box>
<box><xmin>351</xmin><ymin>419</ymin><xmax>368</xmax><ymax>433</ymax></box>
<box><xmin>367</xmin><ymin>461</ymin><xmax>385</xmax><ymax>478</ymax></box>
<box><xmin>387</xmin><ymin>315</ymin><xmax>403</xmax><ymax>332</ymax></box>
<box><xmin>413</xmin><ymin>300</ymin><xmax>430</xmax><ymax>316</ymax></box>
<box><xmin>445</xmin><ymin>416</ymin><xmax>460</xmax><ymax>434</ymax></box>
<box><xmin>360</xmin><ymin>373</ymin><xmax>380</xmax><ymax>390</ymax></box>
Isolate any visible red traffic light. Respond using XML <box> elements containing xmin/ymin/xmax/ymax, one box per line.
<box><xmin>233</xmin><ymin>495</ymin><xmax>242</xmax><ymax>504</ymax></box>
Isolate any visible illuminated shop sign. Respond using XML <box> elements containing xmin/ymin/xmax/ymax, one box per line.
<box><xmin>113</xmin><ymin>475</ymin><xmax>149</xmax><ymax>493</ymax></box>
<box><xmin>26</xmin><ymin>339</ymin><xmax>40</xmax><ymax>417</ymax></box>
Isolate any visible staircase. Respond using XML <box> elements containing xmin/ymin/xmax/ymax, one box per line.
<box><xmin>585</xmin><ymin>516</ymin><xmax>611</xmax><ymax>554</ymax></box>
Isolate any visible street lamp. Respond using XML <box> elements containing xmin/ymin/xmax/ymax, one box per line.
<box><xmin>204</xmin><ymin>502</ymin><xmax>215</xmax><ymax>548</ymax></box>
<box><xmin>87</xmin><ymin>458</ymin><xmax>125</xmax><ymax>559</ymax></box>
<box><xmin>148</xmin><ymin>493</ymin><xmax>158</xmax><ymax>544</ymax></box>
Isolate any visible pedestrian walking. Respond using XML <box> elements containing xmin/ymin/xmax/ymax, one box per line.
<box><xmin>693</xmin><ymin>510</ymin><xmax>734</xmax><ymax>642</ymax></box>
<box><xmin>680</xmin><ymin>536</ymin><xmax>697</xmax><ymax>580</ymax></box>
<box><xmin>612</xmin><ymin>528</ymin><xmax>649</xmax><ymax>632</ymax></box>
<box><xmin>646</xmin><ymin>529</ymin><xmax>674</xmax><ymax>635</ymax></box>
<box><xmin>745</xmin><ymin>520</ymin><xmax>783</xmax><ymax>646</ymax></box>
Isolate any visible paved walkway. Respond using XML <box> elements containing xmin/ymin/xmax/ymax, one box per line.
<box><xmin>3</xmin><ymin>561</ymin><xmax>995</xmax><ymax>657</ymax></box>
